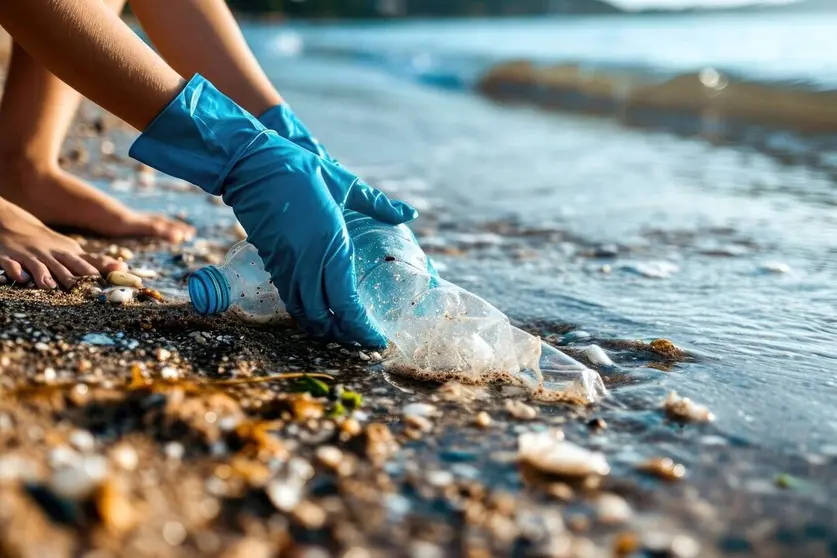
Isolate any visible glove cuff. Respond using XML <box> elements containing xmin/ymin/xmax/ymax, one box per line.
<box><xmin>129</xmin><ymin>74</ymin><xmax>268</xmax><ymax>195</ymax></box>
<box><xmin>258</xmin><ymin>104</ymin><xmax>329</xmax><ymax>160</ymax></box>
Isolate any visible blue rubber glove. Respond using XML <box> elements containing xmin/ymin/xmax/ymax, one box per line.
<box><xmin>129</xmin><ymin>75</ymin><xmax>417</xmax><ymax>347</ymax></box>
<box><xmin>258</xmin><ymin>104</ymin><xmax>335</xmax><ymax>162</ymax></box>
<box><xmin>259</xmin><ymin>104</ymin><xmax>441</xmax><ymax>281</ymax></box>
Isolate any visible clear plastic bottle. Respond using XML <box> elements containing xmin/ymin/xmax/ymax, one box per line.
<box><xmin>188</xmin><ymin>240</ymin><xmax>287</xmax><ymax>324</ymax></box>
<box><xmin>189</xmin><ymin>212</ymin><xmax>606</xmax><ymax>401</ymax></box>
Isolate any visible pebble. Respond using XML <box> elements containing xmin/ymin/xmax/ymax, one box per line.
<box><xmin>292</xmin><ymin>500</ymin><xmax>327</xmax><ymax>529</ymax></box>
<box><xmin>43</xmin><ymin>367</ymin><xmax>57</xmax><ymax>382</ymax></box>
<box><xmin>314</xmin><ymin>446</ymin><xmax>344</xmax><ymax>471</ymax></box>
<box><xmin>160</xmin><ymin>366</ymin><xmax>179</xmax><ymax>380</ymax></box>
<box><xmin>402</xmin><ymin>403</ymin><xmax>439</xmax><ymax>418</ymax></box>
<box><xmin>663</xmin><ymin>391</ymin><xmax>715</xmax><ymax>423</ymax></box>
<box><xmin>164</xmin><ymin>442</ymin><xmax>185</xmax><ymax>461</ymax></box>
<box><xmin>131</xmin><ymin>267</ymin><xmax>158</xmax><ymax>279</ymax></box>
<box><xmin>596</xmin><ymin>493</ymin><xmax>633</xmax><ymax>524</ymax></box>
<box><xmin>404</xmin><ymin>414</ymin><xmax>433</xmax><ymax>433</ymax></box>
<box><xmin>358</xmin><ymin>351</ymin><xmax>371</xmax><ymax>361</ymax></box>
<box><xmin>475</xmin><ymin>411</ymin><xmax>492</xmax><ymax>428</ymax></box>
<box><xmin>50</xmin><ymin>455</ymin><xmax>109</xmax><ymax>499</ymax></box>
<box><xmin>100</xmin><ymin>139</ymin><xmax>115</xmax><ymax>156</ymax></box>
<box><xmin>505</xmin><ymin>400</ymin><xmax>537</xmax><ymax>420</ymax></box>
<box><xmin>110</xmin><ymin>444</ymin><xmax>139</xmax><ymax>471</ymax></box>
<box><xmin>107</xmin><ymin>271</ymin><xmax>143</xmax><ymax>288</ymax></box>
<box><xmin>69</xmin><ymin>429</ymin><xmax>96</xmax><ymax>453</ymax></box>
<box><xmin>637</xmin><ymin>457</ymin><xmax>686</xmax><ymax>481</ymax></box>
<box><xmin>583</xmin><ymin>345</ymin><xmax>614</xmax><ymax>367</ymax></box>
<box><xmin>156</xmin><ymin>347</ymin><xmax>172</xmax><ymax>362</ymax></box>
<box><xmin>162</xmin><ymin>521</ymin><xmax>187</xmax><ymax>546</ymax></box>
<box><xmin>519</xmin><ymin>430</ymin><xmax>610</xmax><ymax>478</ymax></box>
<box><xmin>266</xmin><ymin>480</ymin><xmax>303</xmax><ymax>512</ymax></box>
<box><xmin>106</xmin><ymin>287</ymin><xmax>135</xmax><ymax>304</ymax></box>
<box><xmin>760</xmin><ymin>261</ymin><xmax>790</xmax><ymax>274</ymax></box>
<box><xmin>370</xmin><ymin>351</ymin><xmax>383</xmax><ymax>362</ymax></box>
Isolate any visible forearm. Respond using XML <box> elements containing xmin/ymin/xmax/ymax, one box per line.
<box><xmin>129</xmin><ymin>0</ymin><xmax>283</xmax><ymax>116</ymax></box>
<box><xmin>0</xmin><ymin>0</ymin><xmax>183</xmax><ymax>130</ymax></box>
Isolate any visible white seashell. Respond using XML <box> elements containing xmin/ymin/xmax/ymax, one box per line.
<box><xmin>402</xmin><ymin>403</ymin><xmax>438</xmax><ymax>418</ymax></box>
<box><xmin>106</xmin><ymin>287</ymin><xmax>135</xmax><ymax>304</ymax></box>
<box><xmin>583</xmin><ymin>345</ymin><xmax>614</xmax><ymax>367</ymax></box>
<box><xmin>519</xmin><ymin>430</ymin><xmax>610</xmax><ymax>477</ymax></box>
<box><xmin>130</xmin><ymin>267</ymin><xmax>158</xmax><ymax>279</ymax></box>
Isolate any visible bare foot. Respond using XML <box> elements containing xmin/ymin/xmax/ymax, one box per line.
<box><xmin>0</xmin><ymin>160</ymin><xmax>195</xmax><ymax>242</ymax></box>
<box><xmin>0</xmin><ymin>196</ymin><xmax>125</xmax><ymax>289</ymax></box>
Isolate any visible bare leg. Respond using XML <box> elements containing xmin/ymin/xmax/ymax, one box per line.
<box><xmin>0</xmin><ymin>196</ymin><xmax>125</xmax><ymax>289</ymax></box>
<box><xmin>129</xmin><ymin>0</ymin><xmax>284</xmax><ymax>116</ymax></box>
<box><xmin>0</xmin><ymin>0</ymin><xmax>194</xmax><ymax>242</ymax></box>
<box><xmin>0</xmin><ymin>0</ymin><xmax>188</xmax><ymax>289</ymax></box>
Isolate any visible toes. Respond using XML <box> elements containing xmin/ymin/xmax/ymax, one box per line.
<box><xmin>40</xmin><ymin>256</ymin><xmax>77</xmax><ymax>289</ymax></box>
<box><xmin>54</xmin><ymin>251</ymin><xmax>99</xmax><ymax>278</ymax></box>
<box><xmin>81</xmin><ymin>253</ymin><xmax>126</xmax><ymax>274</ymax></box>
<box><xmin>19</xmin><ymin>256</ymin><xmax>56</xmax><ymax>290</ymax></box>
<box><xmin>0</xmin><ymin>256</ymin><xmax>30</xmax><ymax>284</ymax></box>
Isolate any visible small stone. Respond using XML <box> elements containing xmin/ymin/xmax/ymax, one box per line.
<box><xmin>110</xmin><ymin>444</ymin><xmax>139</xmax><ymax>471</ymax></box>
<box><xmin>426</xmin><ymin>470</ymin><xmax>454</xmax><ymax>487</ymax></box>
<box><xmin>613</xmin><ymin>532</ymin><xmax>640</xmax><ymax>556</ymax></box>
<box><xmin>106</xmin><ymin>287</ymin><xmax>135</xmax><ymax>304</ymax></box>
<box><xmin>325</xmin><ymin>342</ymin><xmax>340</xmax><ymax>350</ymax></box>
<box><xmin>402</xmin><ymin>403</ymin><xmax>438</xmax><ymax>418</ymax></box>
<box><xmin>663</xmin><ymin>392</ymin><xmax>714</xmax><ymax>423</ymax></box>
<box><xmin>519</xmin><ymin>430</ymin><xmax>610</xmax><ymax>478</ymax></box>
<box><xmin>475</xmin><ymin>411</ymin><xmax>492</xmax><ymax>428</ymax></box>
<box><xmin>156</xmin><ymin>347</ymin><xmax>172</xmax><ymax>362</ymax></box>
<box><xmin>292</xmin><ymin>500</ymin><xmax>327</xmax><ymax>529</ymax></box>
<box><xmin>587</xmin><ymin>417</ymin><xmax>607</xmax><ymax>432</ymax></box>
<box><xmin>50</xmin><ymin>455</ymin><xmax>109</xmax><ymax>499</ymax></box>
<box><xmin>370</xmin><ymin>351</ymin><xmax>383</xmax><ymax>362</ymax></box>
<box><xmin>107</xmin><ymin>271</ymin><xmax>142</xmax><ymax>288</ymax></box>
<box><xmin>583</xmin><ymin>345</ymin><xmax>613</xmax><ymax>367</ymax></box>
<box><xmin>131</xmin><ymin>267</ymin><xmax>158</xmax><ymax>279</ymax></box>
<box><xmin>637</xmin><ymin>457</ymin><xmax>686</xmax><ymax>481</ymax></box>
<box><xmin>117</xmin><ymin>247</ymin><xmax>134</xmax><ymax>261</ymax></box>
<box><xmin>34</xmin><ymin>342</ymin><xmax>49</xmax><ymax>352</ymax></box>
<box><xmin>86</xmin><ymin>286</ymin><xmax>102</xmax><ymax>298</ymax></box>
<box><xmin>506</xmin><ymin>400</ymin><xmax>537</xmax><ymax>420</ymax></box>
<box><xmin>160</xmin><ymin>366</ymin><xmax>179</xmax><ymax>380</ymax></box>
<box><xmin>358</xmin><ymin>351</ymin><xmax>371</xmax><ymax>361</ymax></box>
<box><xmin>404</xmin><ymin>414</ymin><xmax>433</xmax><ymax>433</ymax></box>
<box><xmin>43</xmin><ymin>367</ymin><xmax>57</xmax><ymax>382</ymax></box>
<box><xmin>69</xmin><ymin>429</ymin><xmax>96</xmax><ymax>453</ymax></box>
<box><xmin>596</xmin><ymin>493</ymin><xmax>633</xmax><ymax>524</ymax></box>
<box><xmin>340</xmin><ymin>418</ymin><xmax>362</xmax><ymax>437</ymax></box>
<box><xmin>162</xmin><ymin>521</ymin><xmax>187</xmax><ymax>546</ymax></box>
<box><xmin>760</xmin><ymin>261</ymin><xmax>790</xmax><ymax>274</ymax></box>
<box><xmin>315</xmin><ymin>446</ymin><xmax>343</xmax><ymax>471</ymax></box>
<box><xmin>266</xmin><ymin>480</ymin><xmax>302</xmax><ymax>512</ymax></box>
<box><xmin>100</xmin><ymin>140</ymin><xmax>115</xmax><ymax>156</ymax></box>
<box><xmin>164</xmin><ymin>442</ymin><xmax>185</xmax><ymax>461</ymax></box>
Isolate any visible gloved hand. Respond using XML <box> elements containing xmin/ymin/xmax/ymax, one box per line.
<box><xmin>130</xmin><ymin>75</ymin><xmax>417</xmax><ymax>347</ymax></box>
<box><xmin>259</xmin><ymin>104</ymin><xmax>440</xmax><ymax>281</ymax></box>
<box><xmin>257</xmin><ymin>103</ymin><xmax>335</xmax><ymax>162</ymax></box>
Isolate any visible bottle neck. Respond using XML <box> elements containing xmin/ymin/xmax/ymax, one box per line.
<box><xmin>188</xmin><ymin>265</ymin><xmax>232</xmax><ymax>315</ymax></box>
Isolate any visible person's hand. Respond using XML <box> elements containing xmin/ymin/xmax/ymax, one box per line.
<box><xmin>130</xmin><ymin>75</ymin><xmax>416</xmax><ymax>347</ymax></box>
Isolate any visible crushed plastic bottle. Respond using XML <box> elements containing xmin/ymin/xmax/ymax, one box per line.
<box><xmin>188</xmin><ymin>240</ymin><xmax>287</xmax><ymax>324</ymax></box>
<box><xmin>189</xmin><ymin>212</ymin><xmax>606</xmax><ymax>402</ymax></box>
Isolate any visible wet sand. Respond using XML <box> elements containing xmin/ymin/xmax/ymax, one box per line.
<box><xmin>2</xmin><ymin>63</ymin><xmax>837</xmax><ymax>558</ymax></box>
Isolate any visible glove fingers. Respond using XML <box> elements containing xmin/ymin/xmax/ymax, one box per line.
<box><xmin>322</xmin><ymin>239</ymin><xmax>389</xmax><ymax>349</ymax></box>
<box><xmin>346</xmin><ymin>181</ymin><xmax>418</xmax><ymax>225</ymax></box>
